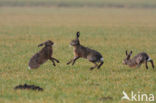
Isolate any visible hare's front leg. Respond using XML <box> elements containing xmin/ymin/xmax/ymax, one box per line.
<box><xmin>49</xmin><ymin>57</ymin><xmax>56</xmax><ymax>66</ymax></box>
<box><xmin>72</xmin><ymin>57</ymin><xmax>80</xmax><ymax>65</ymax></box>
<box><xmin>67</xmin><ymin>56</ymin><xmax>79</xmax><ymax>65</ymax></box>
<box><xmin>67</xmin><ymin>59</ymin><xmax>72</xmax><ymax>65</ymax></box>
<box><xmin>51</xmin><ymin>57</ymin><xmax>60</xmax><ymax>63</ymax></box>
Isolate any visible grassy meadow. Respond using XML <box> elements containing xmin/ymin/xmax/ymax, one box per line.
<box><xmin>0</xmin><ymin>0</ymin><xmax>156</xmax><ymax>103</ymax></box>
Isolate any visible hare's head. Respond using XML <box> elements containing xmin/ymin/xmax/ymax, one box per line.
<box><xmin>70</xmin><ymin>32</ymin><xmax>80</xmax><ymax>46</ymax></box>
<box><xmin>38</xmin><ymin>40</ymin><xmax>54</xmax><ymax>47</ymax></box>
<box><xmin>123</xmin><ymin>50</ymin><xmax>132</xmax><ymax>65</ymax></box>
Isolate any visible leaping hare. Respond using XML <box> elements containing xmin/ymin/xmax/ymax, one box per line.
<box><xmin>123</xmin><ymin>50</ymin><xmax>154</xmax><ymax>69</ymax></box>
<box><xmin>28</xmin><ymin>40</ymin><xmax>59</xmax><ymax>69</ymax></box>
<box><xmin>67</xmin><ymin>32</ymin><xmax>104</xmax><ymax>70</ymax></box>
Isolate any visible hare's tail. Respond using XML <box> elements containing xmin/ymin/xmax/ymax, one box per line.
<box><xmin>147</xmin><ymin>57</ymin><xmax>152</xmax><ymax>62</ymax></box>
<box><xmin>100</xmin><ymin>57</ymin><xmax>104</xmax><ymax>62</ymax></box>
<box><xmin>147</xmin><ymin>57</ymin><xmax>154</xmax><ymax>69</ymax></box>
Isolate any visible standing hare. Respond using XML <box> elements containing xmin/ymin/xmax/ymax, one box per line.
<box><xmin>123</xmin><ymin>50</ymin><xmax>154</xmax><ymax>69</ymax></box>
<box><xmin>67</xmin><ymin>32</ymin><xmax>104</xmax><ymax>70</ymax></box>
<box><xmin>28</xmin><ymin>40</ymin><xmax>59</xmax><ymax>69</ymax></box>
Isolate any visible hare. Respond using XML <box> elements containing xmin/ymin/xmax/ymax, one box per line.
<box><xmin>67</xmin><ymin>32</ymin><xmax>104</xmax><ymax>70</ymax></box>
<box><xmin>28</xmin><ymin>40</ymin><xmax>59</xmax><ymax>69</ymax></box>
<box><xmin>123</xmin><ymin>50</ymin><xmax>154</xmax><ymax>69</ymax></box>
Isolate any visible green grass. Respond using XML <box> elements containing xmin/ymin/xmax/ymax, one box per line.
<box><xmin>0</xmin><ymin>7</ymin><xmax>156</xmax><ymax>103</ymax></box>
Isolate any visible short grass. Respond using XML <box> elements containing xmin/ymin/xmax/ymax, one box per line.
<box><xmin>0</xmin><ymin>7</ymin><xmax>156</xmax><ymax>103</ymax></box>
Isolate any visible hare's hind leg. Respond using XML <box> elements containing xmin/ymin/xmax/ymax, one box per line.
<box><xmin>97</xmin><ymin>61</ymin><xmax>104</xmax><ymax>69</ymax></box>
<box><xmin>147</xmin><ymin>58</ymin><xmax>154</xmax><ymax>69</ymax></box>
<box><xmin>90</xmin><ymin>62</ymin><xmax>98</xmax><ymax>70</ymax></box>
<box><xmin>145</xmin><ymin>60</ymin><xmax>148</xmax><ymax>69</ymax></box>
<box><xmin>149</xmin><ymin>59</ymin><xmax>154</xmax><ymax>69</ymax></box>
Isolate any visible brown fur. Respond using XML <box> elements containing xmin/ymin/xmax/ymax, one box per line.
<box><xmin>123</xmin><ymin>50</ymin><xmax>154</xmax><ymax>69</ymax></box>
<box><xmin>28</xmin><ymin>40</ymin><xmax>59</xmax><ymax>69</ymax></box>
<box><xmin>67</xmin><ymin>32</ymin><xmax>104</xmax><ymax>70</ymax></box>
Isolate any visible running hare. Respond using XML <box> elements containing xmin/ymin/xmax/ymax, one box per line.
<box><xmin>123</xmin><ymin>50</ymin><xmax>154</xmax><ymax>69</ymax></box>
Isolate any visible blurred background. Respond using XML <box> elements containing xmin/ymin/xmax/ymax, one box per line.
<box><xmin>0</xmin><ymin>0</ymin><xmax>156</xmax><ymax>8</ymax></box>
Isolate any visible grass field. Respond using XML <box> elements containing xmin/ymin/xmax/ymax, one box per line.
<box><xmin>0</xmin><ymin>1</ymin><xmax>156</xmax><ymax>103</ymax></box>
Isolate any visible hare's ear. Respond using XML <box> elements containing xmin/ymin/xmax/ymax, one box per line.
<box><xmin>38</xmin><ymin>42</ymin><xmax>44</xmax><ymax>47</ymax></box>
<box><xmin>129</xmin><ymin>51</ymin><xmax>133</xmax><ymax>56</ymax></box>
<box><xmin>126</xmin><ymin>50</ymin><xmax>128</xmax><ymax>56</ymax></box>
<box><xmin>76</xmin><ymin>32</ymin><xmax>80</xmax><ymax>39</ymax></box>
